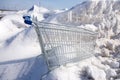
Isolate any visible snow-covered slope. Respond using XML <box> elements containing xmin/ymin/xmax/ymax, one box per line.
<box><xmin>0</xmin><ymin>14</ymin><xmax>28</xmax><ymax>47</ymax></box>
<box><xmin>0</xmin><ymin>27</ymin><xmax>40</xmax><ymax>62</ymax></box>
<box><xmin>43</xmin><ymin>0</ymin><xmax>120</xmax><ymax>80</ymax></box>
<box><xmin>28</xmin><ymin>5</ymin><xmax>49</xmax><ymax>13</ymax></box>
<box><xmin>0</xmin><ymin>1</ymin><xmax>120</xmax><ymax>80</ymax></box>
<box><xmin>0</xmin><ymin>5</ymin><xmax>49</xmax><ymax>80</ymax></box>
<box><xmin>0</xmin><ymin>26</ymin><xmax>47</xmax><ymax>80</ymax></box>
<box><xmin>27</xmin><ymin>5</ymin><xmax>53</xmax><ymax>21</ymax></box>
<box><xmin>0</xmin><ymin>7</ymin><xmax>48</xmax><ymax>80</ymax></box>
<box><xmin>49</xmin><ymin>0</ymin><xmax>120</xmax><ymax>26</ymax></box>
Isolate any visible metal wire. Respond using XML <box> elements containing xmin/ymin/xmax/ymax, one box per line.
<box><xmin>34</xmin><ymin>22</ymin><xmax>97</xmax><ymax>70</ymax></box>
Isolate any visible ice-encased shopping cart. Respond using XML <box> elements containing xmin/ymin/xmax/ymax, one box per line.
<box><xmin>33</xmin><ymin>21</ymin><xmax>97</xmax><ymax>70</ymax></box>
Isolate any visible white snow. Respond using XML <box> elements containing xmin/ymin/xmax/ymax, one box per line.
<box><xmin>0</xmin><ymin>0</ymin><xmax>120</xmax><ymax>80</ymax></box>
<box><xmin>0</xmin><ymin>27</ymin><xmax>40</xmax><ymax>62</ymax></box>
<box><xmin>0</xmin><ymin>14</ymin><xmax>27</xmax><ymax>47</ymax></box>
<box><xmin>78</xmin><ymin>24</ymin><xmax>98</xmax><ymax>31</ymax></box>
<box><xmin>110</xmin><ymin>61</ymin><xmax>120</xmax><ymax>68</ymax></box>
<box><xmin>27</xmin><ymin>5</ymin><xmax>50</xmax><ymax>21</ymax></box>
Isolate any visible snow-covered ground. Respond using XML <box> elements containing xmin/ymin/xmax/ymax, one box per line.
<box><xmin>0</xmin><ymin>0</ymin><xmax>120</xmax><ymax>80</ymax></box>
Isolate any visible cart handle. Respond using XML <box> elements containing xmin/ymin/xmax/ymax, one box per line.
<box><xmin>23</xmin><ymin>15</ymin><xmax>32</xmax><ymax>25</ymax></box>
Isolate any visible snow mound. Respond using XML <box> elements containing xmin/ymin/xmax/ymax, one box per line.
<box><xmin>0</xmin><ymin>27</ymin><xmax>40</xmax><ymax>62</ymax></box>
<box><xmin>48</xmin><ymin>0</ymin><xmax>120</xmax><ymax>26</ymax></box>
<box><xmin>42</xmin><ymin>0</ymin><xmax>120</xmax><ymax>80</ymax></box>
<box><xmin>27</xmin><ymin>5</ymin><xmax>51</xmax><ymax>21</ymax></box>
<box><xmin>0</xmin><ymin>14</ymin><xmax>27</xmax><ymax>46</ymax></box>
<box><xmin>0</xmin><ymin>10</ymin><xmax>48</xmax><ymax>80</ymax></box>
<box><xmin>1</xmin><ymin>1</ymin><xmax>120</xmax><ymax>80</ymax></box>
<box><xmin>28</xmin><ymin>5</ymin><xmax>49</xmax><ymax>13</ymax></box>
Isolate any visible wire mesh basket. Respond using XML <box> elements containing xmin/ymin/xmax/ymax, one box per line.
<box><xmin>34</xmin><ymin>22</ymin><xmax>97</xmax><ymax>70</ymax></box>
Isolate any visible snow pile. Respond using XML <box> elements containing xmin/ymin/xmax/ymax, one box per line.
<box><xmin>0</xmin><ymin>27</ymin><xmax>40</xmax><ymax>62</ymax></box>
<box><xmin>0</xmin><ymin>0</ymin><xmax>120</xmax><ymax>80</ymax></box>
<box><xmin>49</xmin><ymin>0</ymin><xmax>120</xmax><ymax>25</ymax></box>
<box><xmin>0</xmin><ymin>14</ymin><xmax>27</xmax><ymax>47</ymax></box>
<box><xmin>0</xmin><ymin>6</ymin><xmax>47</xmax><ymax>80</ymax></box>
<box><xmin>0</xmin><ymin>10</ymin><xmax>44</xmax><ymax>80</ymax></box>
<box><xmin>28</xmin><ymin>5</ymin><xmax>49</xmax><ymax>13</ymax></box>
<box><xmin>27</xmin><ymin>5</ymin><xmax>51</xmax><ymax>21</ymax></box>
<box><xmin>43</xmin><ymin>57</ymin><xmax>111</xmax><ymax>80</ymax></box>
<box><xmin>0</xmin><ymin>4</ymin><xmax>61</xmax><ymax>79</ymax></box>
<box><xmin>43</xmin><ymin>0</ymin><xmax>120</xmax><ymax>80</ymax></box>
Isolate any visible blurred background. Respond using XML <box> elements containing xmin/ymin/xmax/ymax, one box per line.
<box><xmin>0</xmin><ymin>0</ymin><xmax>85</xmax><ymax>10</ymax></box>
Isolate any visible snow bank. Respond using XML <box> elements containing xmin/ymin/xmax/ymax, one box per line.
<box><xmin>0</xmin><ymin>13</ymin><xmax>45</xmax><ymax>80</ymax></box>
<box><xmin>42</xmin><ymin>0</ymin><xmax>120</xmax><ymax>80</ymax></box>
<box><xmin>0</xmin><ymin>27</ymin><xmax>41</xmax><ymax>62</ymax></box>
<box><xmin>78</xmin><ymin>24</ymin><xmax>98</xmax><ymax>31</ymax></box>
<box><xmin>42</xmin><ymin>57</ymin><xmax>110</xmax><ymax>80</ymax></box>
<box><xmin>0</xmin><ymin>0</ymin><xmax>120</xmax><ymax>80</ymax></box>
<box><xmin>0</xmin><ymin>14</ymin><xmax>27</xmax><ymax>47</ymax></box>
<box><xmin>27</xmin><ymin>5</ymin><xmax>51</xmax><ymax>21</ymax></box>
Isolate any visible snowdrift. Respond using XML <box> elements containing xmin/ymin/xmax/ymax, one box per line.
<box><xmin>40</xmin><ymin>0</ymin><xmax>120</xmax><ymax>80</ymax></box>
<box><xmin>0</xmin><ymin>0</ymin><xmax>120</xmax><ymax>80</ymax></box>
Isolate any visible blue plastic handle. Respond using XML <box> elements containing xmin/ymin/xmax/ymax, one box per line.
<box><xmin>23</xmin><ymin>15</ymin><xmax>32</xmax><ymax>25</ymax></box>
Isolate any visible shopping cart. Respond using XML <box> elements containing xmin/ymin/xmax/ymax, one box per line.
<box><xmin>32</xmin><ymin>21</ymin><xmax>97</xmax><ymax>70</ymax></box>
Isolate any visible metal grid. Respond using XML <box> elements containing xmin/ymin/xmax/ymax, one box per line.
<box><xmin>34</xmin><ymin>22</ymin><xmax>97</xmax><ymax>70</ymax></box>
